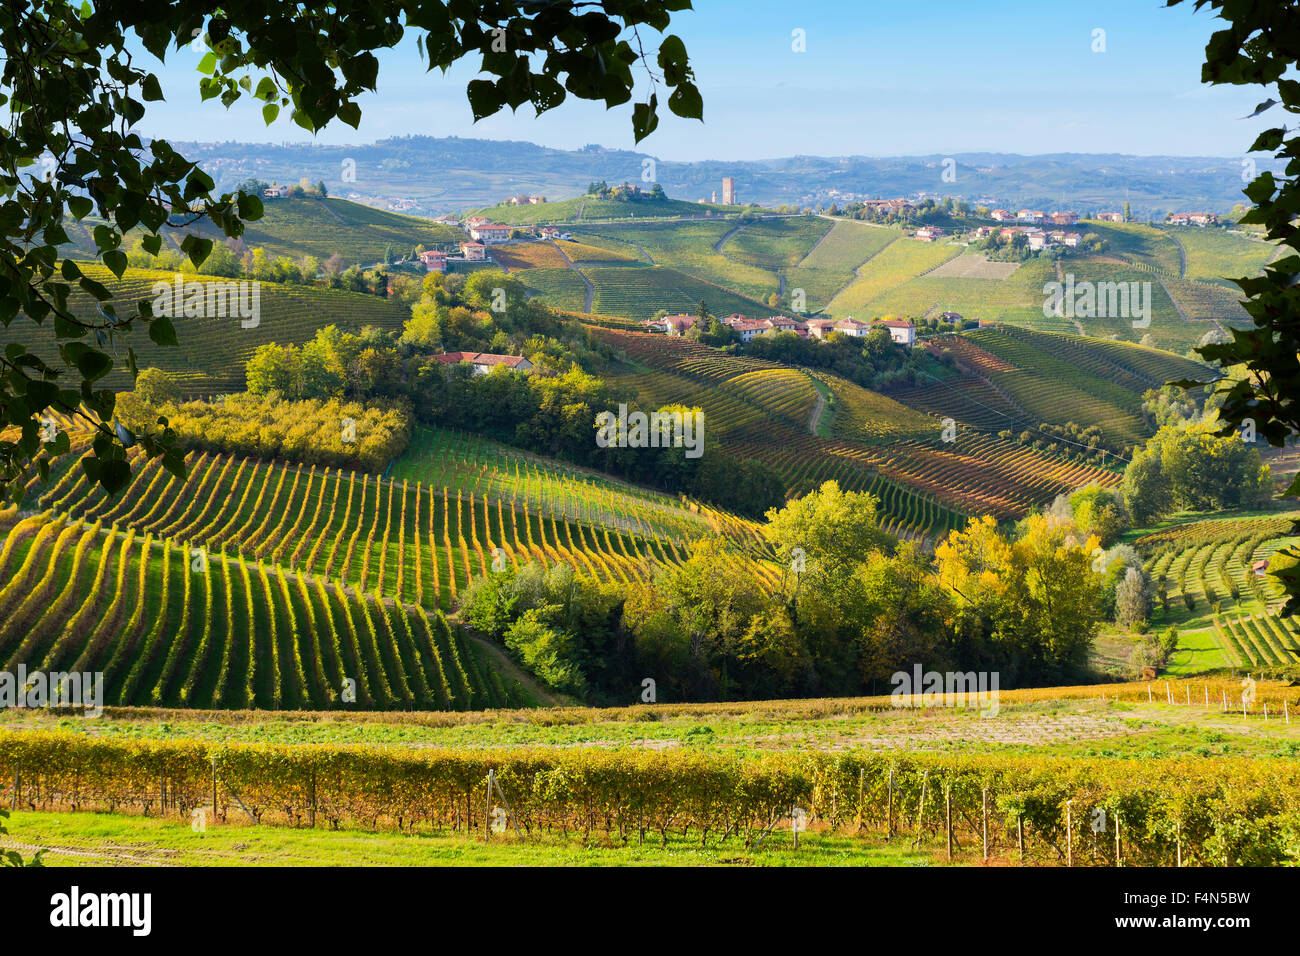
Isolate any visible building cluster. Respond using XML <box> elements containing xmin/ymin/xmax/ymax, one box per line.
<box><xmin>505</xmin><ymin>194</ymin><xmax>547</xmax><ymax>205</ymax></box>
<box><xmin>973</xmin><ymin>224</ymin><xmax>1081</xmax><ymax>251</ymax></box>
<box><xmin>640</xmin><ymin>313</ymin><xmax>916</xmax><ymax>348</ymax></box>
<box><xmin>1166</xmin><ymin>212</ymin><xmax>1219</xmax><ymax>227</ymax></box>
<box><xmin>988</xmin><ymin>209</ymin><xmax>1078</xmax><ymax>225</ymax></box>
<box><xmin>433</xmin><ymin>351</ymin><xmax>534</xmax><ymax>375</ymax></box>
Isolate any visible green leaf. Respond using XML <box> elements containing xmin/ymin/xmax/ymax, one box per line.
<box><xmin>632</xmin><ymin>97</ymin><xmax>659</xmax><ymax>143</ymax></box>
<box><xmin>142</xmin><ymin>74</ymin><xmax>165</xmax><ymax>102</ymax></box>
<box><xmin>74</xmin><ymin>348</ymin><xmax>113</xmax><ymax>382</ymax></box>
<box><xmin>197</xmin><ymin>52</ymin><xmax>217</xmax><ymax>75</ymax></box>
<box><xmin>102</xmin><ymin>248</ymin><xmax>128</xmax><ymax>278</ymax></box>
<box><xmin>262</xmin><ymin>102</ymin><xmax>279</xmax><ymax>125</ymax></box>
<box><xmin>149</xmin><ymin>315</ymin><xmax>178</xmax><ymax>347</ymax></box>
<box><xmin>67</xmin><ymin>196</ymin><xmax>93</xmax><ymax>220</ymax></box>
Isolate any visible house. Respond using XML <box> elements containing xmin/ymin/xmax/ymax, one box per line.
<box><xmin>1097</xmin><ymin>212</ymin><xmax>1124</xmax><ymax>223</ymax></box>
<box><xmin>874</xmin><ymin>318</ymin><xmax>916</xmax><ymax>348</ymax></box>
<box><xmin>433</xmin><ymin>214</ymin><xmax>462</xmax><ymax>227</ymax></box>
<box><xmin>1027</xmin><ymin>233</ymin><xmax>1048</xmax><ymax>252</ymax></box>
<box><xmin>435</xmin><ymin>352</ymin><xmax>534</xmax><ymax>375</ymax></box>
<box><xmin>731</xmin><ymin>319</ymin><xmax>774</xmax><ymax>343</ymax></box>
<box><xmin>434</xmin><ymin>351</ymin><xmax>530</xmax><ymax>374</ymax></box>
<box><xmin>804</xmin><ymin>318</ymin><xmax>839</xmax><ymax>340</ymax></box>
<box><xmin>973</xmin><ymin>226</ymin><xmax>997</xmax><ymax>239</ymax></box>
<box><xmin>989</xmin><ymin>209</ymin><xmax>1013</xmax><ymax>221</ymax></box>
<box><xmin>262</xmin><ymin>185</ymin><xmax>292</xmax><ymax>199</ymax></box>
<box><xmin>915</xmin><ymin>226</ymin><xmax>945</xmax><ymax>242</ymax></box>
<box><xmin>643</xmin><ymin>314</ymin><xmax>697</xmax><ymax>336</ymax></box>
<box><xmin>419</xmin><ymin>250</ymin><xmax>448</xmax><ymax>273</ymax></box>
<box><xmin>538</xmin><ymin>227</ymin><xmax>561</xmax><ymax>240</ymax></box>
<box><xmin>767</xmin><ymin>315</ymin><xmax>806</xmax><ymax>334</ymax></box>
<box><xmin>1060</xmin><ymin>233</ymin><xmax>1081</xmax><ymax>248</ymax></box>
<box><xmin>1253</xmin><ymin>559</ymin><xmax>1270</xmax><ymax>578</ymax></box>
<box><xmin>830</xmin><ymin>318</ymin><xmax>871</xmax><ymax>338</ymax></box>
<box><xmin>1017</xmin><ymin>209</ymin><xmax>1045</xmax><ymax>222</ymax></box>
<box><xmin>469</xmin><ymin>223</ymin><xmax>512</xmax><ymax>243</ymax></box>
<box><xmin>938</xmin><ymin>312</ymin><xmax>964</xmax><ymax>324</ymax></box>
<box><xmin>1168</xmin><ymin>212</ymin><xmax>1218</xmax><ymax>227</ymax></box>
<box><xmin>1050</xmin><ymin>211</ymin><xmax>1079</xmax><ymax>225</ymax></box>
<box><xmin>460</xmin><ymin>241</ymin><xmax>486</xmax><ymax>261</ymax></box>
<box><xmin>464</xmin><ymin>216</ymin><xmax>490</xmax><ymax>229</ymax></box>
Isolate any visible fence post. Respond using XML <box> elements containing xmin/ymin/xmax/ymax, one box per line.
<box><xmin>945</xmin><ymin>786</ymin><xmax>953</xmax><ymax>861</ymax></box>
<box><xmin>1066</xmin><ymin>800</ymin><xmax>1073</xmax><ymax>868</ymax></box>
<box><xmin>886</xmin><ymin>767</ymin><xmax>894</xmax><ymax>839</ymax></box>
<box><xmin>981</xmin><ymin>787</ymin><xmax>989</xmax><ymax>862</ymax></box>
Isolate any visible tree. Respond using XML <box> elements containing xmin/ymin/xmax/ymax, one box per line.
<box><xmin>1115</xmin><ymin>566</ymin><xmax>1152</xmax><ymax>632</ymax></box>
<box><xmin>0</xmin><ymin>1</ymin><xmax>700</xmax><ymax>505</ymax></box>
<box><xmin>1166</xmin><ymin>0</ymin><xmax>1300</xmax><ymax>609</ymax></box>
<box><xmin>132</xmin><ymin>368</ymin><xmax>181</xmax><ymax>407</ymax></box>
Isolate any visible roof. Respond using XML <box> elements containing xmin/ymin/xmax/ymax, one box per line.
<box><xmin>436</xmin><ymin>351</ymin><xmax>530</xmax><ymax>368</ymax></box>
<box><xmin>875</xmin><ymin>319</ymin><xmax>915</xmax><ymax>329</ymax></box>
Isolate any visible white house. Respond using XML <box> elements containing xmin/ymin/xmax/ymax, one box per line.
<box><xmin>469</xmin><ymin>223</ymin><xmax>512</xmax><ymax>243</ymax></box>
<box><xmin>435</xmin><ymin>351</ymin><xmax>534</xmax><ymax>375</ymax></box>
<box><xmin>874</xmin><ymin>318</ymin><xmax>916</xmax><ymax>348</ymax></box>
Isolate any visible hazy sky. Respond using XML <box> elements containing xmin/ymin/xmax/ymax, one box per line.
<box><xmin>136</xmin><ymin>0</ymin><xmax>1275</xmax><ymax>161</ymax></box>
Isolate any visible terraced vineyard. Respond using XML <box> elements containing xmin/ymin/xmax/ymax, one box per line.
<box><xmin>3</xmin><ymin>265</ymin><xmax>409</xmax><ymax>394</ymax></box>
<box><xmin>26</xmin><ymin>417</ymin><xmax>781</xmax><ymax>613</ymax></box>
<box><xmin>582</xmin><ymin>264</ymin><xmax>777</xmax><ymax>321</ymax></box>
<box><xmin>1138</xmin><ymin>514</ymin><xmax>1300</xmax><ymax>669</ymax></box>
<box><xmin>786</xmin><ymin>220</ymin><xmax>900</xmax><ymax>312</ymax></box>
<box><xmin>719</xmin><ymin>218</ymin><xmax>833</xmax><ymax>270</ymax></box>
<box><xmin>571</xmin><ymin>221</ymin><xmax>779</xmax><ymax>301</ymax></box>
<box><xmin>516</xmin><ymin>267</ymin><xmax>589</xmax><ymax>313</ymax></box>
<box><xmin>0</xmin><ymin>510</ymin><xmax>514</xmax><ymax>710</ymax></box>
<box><xmin>1174</xmin><ymin>227</ymin><xmax>1278</xmax><ymax>285</ymax></box>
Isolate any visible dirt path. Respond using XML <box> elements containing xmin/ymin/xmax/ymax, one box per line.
<box><xmin>553</xmin><ymin>240</ymin><xmax>595</xmax><ymax>313</ymax></box>
<box><xmin>463</xmin><ymin>631</ymin><xmax>570</xmax><ymax>706</ymax></box>
<box><xmin>805</xmin><ymin>374</ymin><xmax>829</xmax><ymax>435</ymax></box>
<box><xmin>713</xmin><ymin>222</ymin><xmax>746</xmax><ymax>254</ymax></box>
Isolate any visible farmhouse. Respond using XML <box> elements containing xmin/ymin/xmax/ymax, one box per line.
<box><xmin>464</xmin><ymin>216</ymin><xmax>490</xmax><ymax>229</ymax></box>
<box><xmin>1097</xmin><ymin>212</ymin><xmax>1125</xmax><ymax>222</ymax></box>
<box><xmin>469</xmin><ymin>223</ymin><xmax>512</xmax><ymax>243</ymax></box>
<box><xmin>433</xmin><ymin>214</ymin><xmax>462</xmax><ymax>227</ymax></box>
<box><xmin>460</xmin><ymin>241</ymin><xmax>486</xmax><ymax>261</ymax></box>
<box><xmin>731</xmin><ymin>319</ymin><xmax>773</xmax><ymax>343</ymax></box>
<box><xmin>873</xmin><ymin>318</ymin><xmax>916</xmax><ymax>348</ymax></box>
<box><xmin>1017</xmin><ymin>209</ymin><xmax>1045</xmax><ymax>222</ymax></box>
<box><xmin>915</xmin><ymin>226</ymin><xmax>945</xmax><ymax>242</ymax></box>
<box><xmin>419</xmin><ymin>250</ymin><xmax>448</xmax><ymax>273</ymax></box>
<box><xmin>435</xmin><ymin>351</ymin><xmax>533</xmax><ymax>375</ymax></box>
<box><xmin>1050</xmin><ymin>211</ymin><xmax>1079</xmax><ymax>225</ymax></box>
<box><xmin>1168</xmin><ymin>212</ymin><xmax>1218</xmax><ymax>227</ymax></box>
<box><xmin>989</xmin><ymin>209</ymin><xmax>1013</xmax><ymax>221</ymax></box>
<box><xmin>642</xmin><ymin>314</ymin><xmax>697</xmax><ymax>335</ymax></box>
<box><xmin>830</xmin><ymin>318</ymin><xmax>871</xmax><ymax>338</ymax></box>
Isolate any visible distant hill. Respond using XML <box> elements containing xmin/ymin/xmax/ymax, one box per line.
<box><xmin>169</xmin><ymin>136</ymin><xmax>1282</xmax><ymax>219</ymax></box>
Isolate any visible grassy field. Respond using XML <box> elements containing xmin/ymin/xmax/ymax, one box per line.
<box><xmin>583</xmin><ymin>263</ymin><xmax>776</xmax><ymax>320</ymax></box>
<box><xmin>1174</xmin><ymin>226</ymin><xmax>1278</xmax><ymax>285</ymax></box>
<box><xmin>824</xmin><ymin>238</ymin><xmax>963</xmax><ymax>317</ymax></box>
<box><xmin>720</xmin><ymin>217</ymin><xmax>833</xmax><ymax>270</ymax></box>
<box><xmin>469</xmin><ymin>195</ymin><xmax>739</xmax><ymax>225</ymax></box>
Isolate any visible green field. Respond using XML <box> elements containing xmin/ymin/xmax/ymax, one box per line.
<box><xmin>824</xmin><ymin>238</ymin><xmax>962</xmax><ymax>317</ymax></box>
<box><xmin>583</xmin><ymin>263</ymin><xmax>776</xmax><ymax>320</ymax></box>
<box><xmin>469</xmin><ymin>194</ymin><xmax>739</xmax><ymax>225</ymax></box>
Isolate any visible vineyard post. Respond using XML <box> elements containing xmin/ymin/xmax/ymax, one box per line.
<box><xmin>11</xmin><ymin>759</ymin><xmax>19</xmax><ymax>810</ymax></box>
<box><xmin>1016</xmin><ymin>814</ymin><xmax>1023</xmax><ymax>862</ymax></box>
<box><xmin>1115</xmin><ymin>818</ymin><xmax>1121</xmax><ymax>867</ymax></box>
<box><xmin>856</xmin><ymin>767</ymin><xmax>864</xmax><ymax>832</ymax></box>
<box><xmin>887</xmin><ymin>767</ymin><xmax>894</xmax><ymax>839</ymax></box>
<box><xmin>981</xmin><ymin>788</ymin><xmax>988</xmax><ymax>861</ymax></box>
<box><xmin>1204</xmin><ymin>685</ymin><xmax>1209</xmax><ymax>708</ymax></box>
<box><xmin>484</xmin><ymin>772</ymin><xmax>492</xmax><ymax>842</ymax></box>
<box><xmin>1175</xmin><ymin>820</ymin><xmax>1182</xmax><ymax>868</ymax></box>
<box><xmin>211</xmin><ymin>756</ymin><xmax>217</xmax><ymax>821</ymax></box>
<box><xmin>1222</xmin><ymin>690</ymin><xmax>1227</xmax><ymax>712</ymax></box>
<box><xmin>911</xmin><ymin>770</ymin><xmax>928</xmax><ymax>849</ymax></box>
<box><xmin>1185</xmin><ymin>685</ymin><xmax>1190</xmax><ymax>706</ymax></box>
<box><xmin>1265</xmin><ymin>703</ymin><xmax>1269</xmax><ymax>723</ymax></box>
<box><xmin>1065</xmin><ymin>800</ymin><xmax>1072</xmax><ymax>868</ymax></box>
<box><xmin>1286</xmin><ymin>701</ymin><xmax>1290</xmax><ymax>725</ymax></box>
<box><xmin>944</xmin><ymin>786</ymin><xmax>952</xmax><ymax>861</ymax></box>
<box><xmin>1147</xmin><ymin>684</ymin><xmax>1152</xmax><ymax>703</ymax></box>
<box><xmin>1166</xmin><ymin>681</ymin><xmax>1172</xmax><ymax>705</ymax></box>
<box><xmin>309</xmin><ymin>769</ymin><xmax>317</xmax><ymax>829</ymax></box>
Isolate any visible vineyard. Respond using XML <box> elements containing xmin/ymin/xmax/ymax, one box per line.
<box><xmin>5</xmin><ymin>719</ymin><xmax>1300</xmax><ymax>865</ymax></box>
<box><xmin>1137</xmin><ymin>513</ymin><xmax>1300</xmax><ymax>669</ymax></box>
<box><xmin>718</xmin><ymin>217</ymin><xmax>833</xmax><ymax>271</ymax></box>
<box><xmin>824</xmin><ymin>238</ymin><xmax>962</xmax><ymax>317</ymax></box>
<box><xmin>0</xmin><ymin>511</ymin><xmax>514</xmax><ymax>710</ymax></box>
<box><xmin>583</xmin><ymin>264</ymin><xmax>777</xmax><ymax>321</ymax></box>
<box><xmin>786</xmin><ymin>220</ymin><xmax>900</xmax><ymax>312</ymax></box>
<box><xmin>2</xmin><ymin>265</ymin><xmax>409</xmax><ymax>394</ymax></box>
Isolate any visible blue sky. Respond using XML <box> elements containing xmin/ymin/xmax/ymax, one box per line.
<box><xmin>136</xmin><ymin>0</ymin><xmax>1275</xmax><ymax>161</ymax></box>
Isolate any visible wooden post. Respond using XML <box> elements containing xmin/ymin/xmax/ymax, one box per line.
<box><xmin>1185</xmin><ymin>685</ymin><xmax>1190</xmax><ymax>706</ymax></box>
<box><xmin>1265</xmin><ymin>703</ymin><xmax>1269</xmax><ymax>723</ymax></box>
<box><xmin>309</xmin><ymin>768</ymin><xmax>316</xmax><ymax>829</ymax></box>
<box><xmin>1222</xmin><ymin>690</ymin><xmax>1227</xmax><ymax>711</ymax></box>
<box><xmin>1115</xmin><ymin>818</ymin><xmax>1122</xmax><ymax>867</ymax></box>
<box><xmin>1017</xmin><ymin>814</ymin><xmax>1024</xmax><ymax>862</ymax></box>
<box><xmin>1147</xmin><ymin>684</ymin><xmax>1152</xmax><ymax>703</ymax></box>
<box><xmin>856</xmin><ymin>767</ymin><xmax>864</xmax><ymax>832</ymax></box>
<box><xmin>1166</xmin><ymin>681</ymin><xmax>1172</xmax><ymax>705</ymax></box>
<box><xmin>912</xmin><ymin>771</ymin><xmax>929</xmax><ymax>849</ymax></box>
<box><xmin>1175</xmin><ymin>820</ymin><xmax>1182</xmax><ymax>868</ymax></box>
<box><xmin>981</xmin><ymin>787</ymin><xmax>989</xmax><ymax>862</ymax></box>
<box><xmin>945</xmin><ymin>786</ymin><xmax>953</xmax><ymax>861</ymax></box>
<box><xmin>1286</xmin><ymin>700</ymin><xmax>1291</xmax><ymax>725</ymax></box>
<box><xmin>1204</xmin><ymin>685</ymin><xmax>1209</xmax><ymax>708</ymax></box>
<box><xmin>211</xmin><ymin>756</ymin><xmax>217</xmax><ymax>821</ymax></box>
<box><xmin>1066</xmin><ymin>800</ymin><xmax>1073</xmax><ymax>868</ymax></box>
<box><xmin>886</xmin><ymin>767</ymin><xmax>895</xmax><ymax>838</ymax></box>
<box><xmin>484</xmin><ymin>771</ymin><xmax>493</xmax><ymax>842</ymax></box>
<box><xmin>11</xmin><ymin>759</ymin><xmax>19</xmax><ymax>811</ymax></box>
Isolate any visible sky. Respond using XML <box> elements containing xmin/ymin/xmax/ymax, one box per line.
<box><xmin>135</xmin><ymin>0</ymin><xmax>1276</xmax><ymax>162</ymax></box>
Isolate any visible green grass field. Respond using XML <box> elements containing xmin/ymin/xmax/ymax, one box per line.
<box><xmin>825</xmin><ymin>238</ymin><xmax>962</xmax><ymax>317</ymax></box>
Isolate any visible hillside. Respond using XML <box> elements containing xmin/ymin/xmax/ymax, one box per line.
<box><xmin>1</xmin><ymin>265</ymin><xmax>409</xmax><ymax>394</ymax></box>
